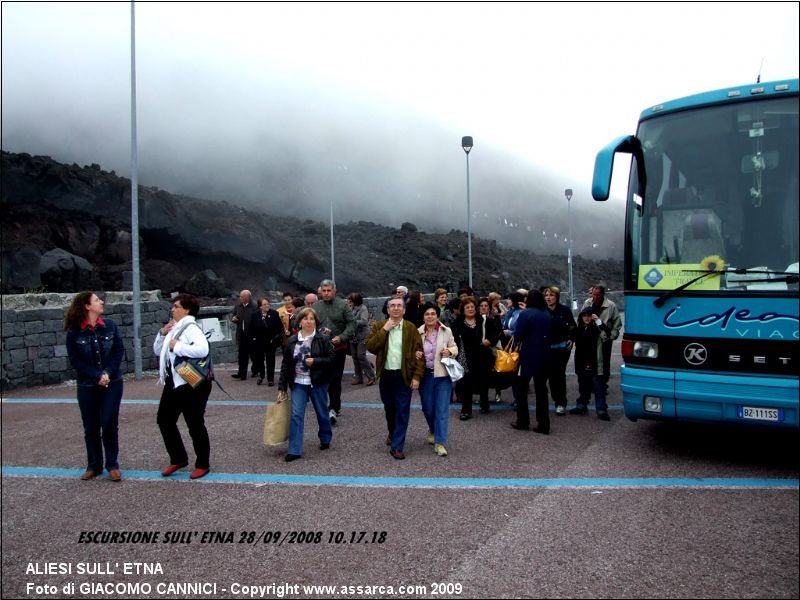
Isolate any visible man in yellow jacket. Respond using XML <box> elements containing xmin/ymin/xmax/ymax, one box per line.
<box><xmin>366</xmin><ymin>297</ymin><xmax>424</xmax><ymax>460</ymax></box>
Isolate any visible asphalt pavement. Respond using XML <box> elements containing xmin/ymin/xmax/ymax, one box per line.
<box><xmin>2</xmin><ymin>343</ymin><xmax>798</xmax><ymax>599</ymax></box>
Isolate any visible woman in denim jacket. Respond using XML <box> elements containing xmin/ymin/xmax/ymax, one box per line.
<box><xmin>65</xmin><ymin>291</ymin><xmax>125</xmax><ymax>481</ymax></box>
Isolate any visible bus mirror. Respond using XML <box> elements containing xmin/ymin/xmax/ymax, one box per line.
<box><xmin>741</xmin><ymin>151</ymin><xmax>779</xmax><ymax>173</ymax></box>
<box><xmin>592</xmin><ymin>135</ymin><xmax>644</xmax><ymax>201</ymax></box>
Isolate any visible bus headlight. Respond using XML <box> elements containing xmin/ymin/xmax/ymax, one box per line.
<box><xmin>633</xmin><ymin>341</ymin><xmax>659</xmax><ymax>359</ymax></box>
<box><xmin>644</xmin><ymin>396</ymin><xmax>663</xmax><ymax>413</ymax></box>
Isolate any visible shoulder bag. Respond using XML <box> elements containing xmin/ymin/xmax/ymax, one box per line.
<box><xmin>440</xmin><ymin>356</ymin><xmax>465</xmax><ymax>382</ymax></box>
<box><xmin>174</xmin><ymin>355</ymin><xmax>212</xmax><ymax>388</ymax></box>
<box><xmin>494</xmin><ymin>336</ymin><xmax>520</xmax><ymax>373</ymax></box>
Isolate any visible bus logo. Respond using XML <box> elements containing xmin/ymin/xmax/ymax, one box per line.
<box><xmin>643</xmin><ymin>267</ymin><xmax>664</xmax><ymax>287</ymax></box>
<box><xmin>684</xmin><ymin>343</ymin><xmax>708</xmax><ymax>365</ymax></box>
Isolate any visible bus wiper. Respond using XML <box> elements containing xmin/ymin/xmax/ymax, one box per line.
<box><xmin>723</xmin><ymin>268</ymin><xmax>797</xmax><ymax>276</ymax></box>
<box><xmin>725</xmin><ymin>271</ymin><xmax>799</xmax><ymax>284</ymax></box>
<box><xmin>693</xmin><ymin>267</ymin><xmax>799</xmax><ymax>285</ymax></box>
<box><xmin>654</xmin><ymin>268</ymin><xmax>799</xmax><ymax>307</ymax></box>
<box><xmin>653</xmin><ymin>270</ymin><xmax>722</xmax><ymax>307</ymax></box>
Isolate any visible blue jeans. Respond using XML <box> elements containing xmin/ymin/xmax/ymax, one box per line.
<box><xmin>577</xmin><ymin>374</ymin><xmax>608</xmax><ymax>413</ymax></box>
<box><xmin>76</xmin><ymin>378</ymin><xmax>123</xmax><ymax>472</ymax></box>
<box><xmin>379</xmin><ymin>370</ymin><xmax>413</xmax><ymax>452</ymax></box>
<box><xmin>289</xmin><ymin>383</ymin><xmax>332</xmax><ymax>456</ymax></box>
<box><xmin>420</xmin><ymin>372</ymin><xmax>452</xmax><ymax>446</ymax></box>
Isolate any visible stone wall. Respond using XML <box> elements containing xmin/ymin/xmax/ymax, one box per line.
<box><xmin>1</xmin><ymin>291</ymin><xmax>623</xmax><ymax>391</ymax></box>
<box><xmin>0</xmin><ymin>292</ymin><xmax>237</xmax><ymax>391</ymax></box>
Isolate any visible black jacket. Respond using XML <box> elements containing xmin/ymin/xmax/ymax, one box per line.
<box><xmin>574</xmin><ymin>321</ymin><xmax>602</xmax><ymax>376</ymax></box>
<box><xmin>452</xmin><ymin>315</ymin><xmax>500</xmax><ymax>374</ymax></box>
<box><xmin>250</xmin><ymin>309</ymin><xmax>283</xmax><ymax>348</ymax></box>
<box><xmin>278</xmin><ymin>331</ymin><xmax>335</xmax><ymax>391</ymax></box>
<box><xmin>404</xmin><ymin>303</ymin><xmax>425</xmax><ymax>328</ymax></box>
<box><xmin>547</xmin><ymin>303</ymin><xmax>577</xmax><ymax>345</ymax></box>
<box><xmin>233</xmin><ymin>300</ymin><xmax>259</xmax><ymax>345</ymax></box>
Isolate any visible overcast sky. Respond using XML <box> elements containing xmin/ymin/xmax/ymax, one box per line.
<box><xmin>2</xmin><ymin>2</ymin><xmax>799</xmax><ymax>253</ymax></box>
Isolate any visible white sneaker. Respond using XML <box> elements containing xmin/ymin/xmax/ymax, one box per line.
<box><xmin>494</xmin><ymin>392</ymin><xmax>502</xmax><ymax>403</ymax></box>
<box><xmin>434</xmin><ymin>443</ymin><xmax>448</xmax><ymax>457</ymax></box>
<box><xmin>426</xmin><ymin>431</ymin><xmax>435</xmax><ymax>445</ymax></box>
<box><xmin>556</xmin><ymin>405</ymin><xmax>566</xmax><ymax>416</ymax></box>
<box><xmin>329</xmin><ymin>409</ymin><xmax>337</xmax><ymax>425</ymax></box>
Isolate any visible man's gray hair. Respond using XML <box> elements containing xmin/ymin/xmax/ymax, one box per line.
<box><xmin>320</xmin><ymin>279</ymin><xmax>336</xmax><ymax>289</ymax></box>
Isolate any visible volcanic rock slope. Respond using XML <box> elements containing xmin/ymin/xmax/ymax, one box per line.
<box><xmin>1</xmin><ymin>151</ymin><xmax>621</xmax><ymax>298</ymax></box>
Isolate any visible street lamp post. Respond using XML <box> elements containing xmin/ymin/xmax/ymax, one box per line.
<box><xmin>565</xmin><ymin>188</ymin><xmax>574</xmax><ymax>311</ymax></box>
<box><xmin>462</xmin><ymin>136</ymin><xmax>474</xmax><ymax>288</ymax></box>
<box><xmin>130</xmin><ymin>2</ymin><xmax>142</xmax><ymax>379</ymax></box>
<box><xmin>330</xmin><ymin>195</ymin><xmax>335</xmax><ymax>284</ymax></box>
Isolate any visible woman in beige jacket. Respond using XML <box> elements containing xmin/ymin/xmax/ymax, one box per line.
<box><xmin>416</xmin><ymin>303</ymin><xmax>459</xmax><ymax>456</ymax></box>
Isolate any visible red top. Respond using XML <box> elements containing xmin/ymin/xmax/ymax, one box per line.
<box><xmin>80</xmin><ymin>317</ymin><xmax>106</xmax><ymax>330</ymax></box>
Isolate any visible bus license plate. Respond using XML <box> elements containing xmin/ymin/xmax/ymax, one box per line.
<box><xmin>737</xmin><ymin>406</ymin><xmax>784</xmax><ymax>422</ymax></box>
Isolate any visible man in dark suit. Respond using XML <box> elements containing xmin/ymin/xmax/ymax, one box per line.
<box><xmin>250</xmin><ymin>297</ymin><xmax>284</xmax><ymax>386</ymax></box>
<box><xmin>232</xmin><ymin>289</ymin><xmax>258</xmax><ymax>380</ymax></box>
<box><xmin>510</xmin><ymin>289</ymin><xmax>553</xmax><ymax>434</ymax></box>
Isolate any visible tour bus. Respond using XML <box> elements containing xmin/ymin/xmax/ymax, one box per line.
<box><xmin>592</xmin><ymin>79</ymin><xmax>798</xmax><ymax>427</ymax></box>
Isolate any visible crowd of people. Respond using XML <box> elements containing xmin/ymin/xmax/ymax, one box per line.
<box><xmin>63</xmin><ymin>280</ymin><xmax>621</xmax><ymax>479</ymax></box>
<box><xmin>227</xmin><ymin>280</ymin><xmax>622</xmax><ymax>464</ymax></box>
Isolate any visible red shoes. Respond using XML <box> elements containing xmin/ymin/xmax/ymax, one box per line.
<box><xmin>161</xmin><ymin>462</ymin><xmax>188</xmax><ymax>477</ymax></box>
<box><xmin>190</xmin><ymin>468</ymin><xmax>210</xmax><ymax>479</ymax></box>
<box><xmin>161</xmin><ymin>463</ymin><xmax>208</xmax><ymax>479</ymax></box>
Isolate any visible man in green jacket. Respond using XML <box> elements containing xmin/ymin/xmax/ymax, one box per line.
<box><xmin>313</xmin><ymin>280</ymin><xmax>355</xmax><ymax>425</ymax></box>
<box><xmin>366</xmin><ymin>298</ymin><xmax>424</xmax><ymax>460</ymax></box>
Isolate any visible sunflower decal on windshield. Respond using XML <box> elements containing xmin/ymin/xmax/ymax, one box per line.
<box><xmin>700</xmin><ymin>255</ymin><xmax>725</xmax><ymax>272</ymax></box>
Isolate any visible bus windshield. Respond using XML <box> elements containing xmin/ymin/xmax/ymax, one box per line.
<box><xmin>626</xmin><ymin>96</ymin><xmax>799</xmax><ymax>293</ymax></box>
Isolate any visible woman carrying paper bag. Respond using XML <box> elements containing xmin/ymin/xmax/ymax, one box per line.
<box><xmin>276</xmin><ymin>307</ymin><xmax>335</xmax><ymax>462</ymax></box>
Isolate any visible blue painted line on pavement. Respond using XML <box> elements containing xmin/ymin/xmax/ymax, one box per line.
<box><xmin>2</xmin><ymin>466</ymin><xmax>796</xmax><ymax>490</ymax></box>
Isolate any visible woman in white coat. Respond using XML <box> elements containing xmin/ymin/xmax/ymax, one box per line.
<box><xmin>153</xmin><ymin>293</ymin><xmax>212</xmax><ymax>479</ymax></box>
<box><xmin>416</xmin><ymin>302</ymin><xmax>458</xmax><ymax>456</ymax></box>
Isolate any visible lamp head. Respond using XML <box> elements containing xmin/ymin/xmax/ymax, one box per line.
<box><xmin>461</xmin><ymin>136</ymin><xmax>473</xmax><ymax>154</ymax></box>
<box><xmin>565</xmin><ymin>188</ymin><xmax>573</xmax><ymax>201</ymax></box>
